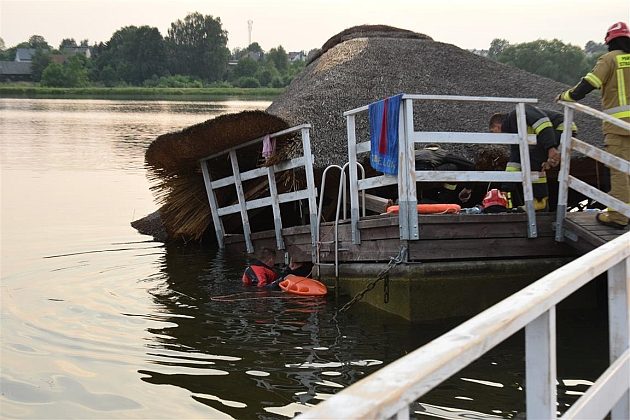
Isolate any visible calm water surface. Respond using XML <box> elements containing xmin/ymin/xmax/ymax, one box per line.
<box><xmin>0</xmin><ymin>98</ymin><xmax>608</xmax><ymax>419</ymax></box>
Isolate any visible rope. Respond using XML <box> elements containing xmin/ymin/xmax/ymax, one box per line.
<box><xmin>331</xmin><ymin>247</ymin><xmax>406</xmax><ymax>322</ymax></box>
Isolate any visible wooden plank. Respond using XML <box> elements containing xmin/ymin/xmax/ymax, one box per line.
<box><xmin>572</xmin><ymin>138</ymin><xmax>630</xmax><ymax>174</ymax></box>
<box><xmin>200</xmin><ymin>160</ymin><xmax>225</xmax><ymax>248</ymax></box>
<box><xmin>525</xmin><ymin>309</ymin><xmax>557</xmax><ymax>419</ymax></box>
<box><xmin>267</xmin><ymin>165</ymin><xmax>285</xmax><ymax>250</ymax></box>
<box><xmin>516</xmin><ymin>102</ymin><xmax>537</xmax><ymax>238</ymax></box>
<box><xmin>608</xmin><ymin>258</ymin><xmax>630</xmax><ymax>420</ymax></box>
<box><xmin>362</xmin><ymin>193</ymin><xmax>392</xmax><ymax>214</ymax></box>
<box><xmin>201</xmin><ymin>124</ymin><xmax>312</xmax><ymax>161</ymax></box>
<box><xmin>569</xmin><ymin>176</ymin><xmax>630</xmax><ymax>218</ymax></box>
<box><xmin>407</xmin><ymin>237</ymin><xmax>574</xmax><ymax>261</ymax></box>
<box><xmin>562</xmin><ymin>350</ymin><xmax>630</xmax><ymax>420</ymax></box>
<box><xmin>412</xmin><ymin>131</ymin><xmax>536</xmax><ymax>145</ymax></box>
<box><xmin>229</xmin><ymin>149</ymin><xmax>254</xmax><ymax>254</ymax></box>
<box><xmin>301</xmin><ymin>127</ymin><xmax>319</xmax><ymax>264</ymax></box>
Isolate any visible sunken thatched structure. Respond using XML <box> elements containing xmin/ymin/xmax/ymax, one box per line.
<box><xmin>268</xmin><ymin>25</ymin><xmax>603</xmax><ymax>169</ymax></box>
<box><xmin>135</xmin><ymin>25</ymin><xmax>608</xmax><ymax>242</ymax></box>
<box><xmin>140</xmin><ymin>111</ymin><xmax>290</xmax><ymax>241</ymax></box>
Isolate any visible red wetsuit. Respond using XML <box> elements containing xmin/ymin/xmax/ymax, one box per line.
<box><xmin>242</xmin><ymin>259</ymin><xmax>279</xmax><ymax>287</ymax></box>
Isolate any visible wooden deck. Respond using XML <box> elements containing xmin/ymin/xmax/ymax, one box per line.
<box><xmin>562</xmin><ymin>211</ymin><xmax>630</xmax><ymax>254</ymax></box>
<box><xmin>224</xmin><ymin>212</ymin><xmax>579</xmax><ymax>263</ymax></box>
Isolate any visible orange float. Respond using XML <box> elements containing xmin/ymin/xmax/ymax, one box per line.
<box><xmin>386</xmin><ymin>203</ymin><xmax>461</xmax><ymax>214</ymax></box>
<box><xmin>279</xmin><ymin>275</ymin><xmax>328</xmax><ymax>296</ymax></box>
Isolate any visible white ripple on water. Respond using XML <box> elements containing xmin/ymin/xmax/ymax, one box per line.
<box><xmin>285</xmin><ymin>359</ymin><xmax>383</xmax><ymax>369</ymax></box>
<box><xmin>246</xmin><ymin>370</ymin><xmax>270</xmax><ymax>377</ymax></box>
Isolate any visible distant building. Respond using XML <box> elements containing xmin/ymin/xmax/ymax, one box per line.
<box><xmin>62</xmin><ymin>46</ymin><xmax>91</xmax><ymax>59</ymax></box>
<box><xmin>469</xmin><ymin>49</ymin><xmax>489</xmax><ymax>58</ymax></box>
<box><xmin>15</xmin><ymin>48</ymin><xmax>37</xmax><ymax>62</ymax></box>
<box><xmin>246</xmin><ymin>51</ymin><xmax>263</xmax><ymax>62</ymax></box>
<box><xmin>288</xmin><ymin>51</ymin><xmax>306</xmax><ymax>62</ymax></box>
<box><xmin>0</xmin><ymin>61</ymin><xmax>32</xmax><ymax>81</ymax></box>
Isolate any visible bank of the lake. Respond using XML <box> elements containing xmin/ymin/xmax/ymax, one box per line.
<box><xmin>0</xmin><ymin>85</ymin><xmax>284</xmax><ymax>100</ymax></box>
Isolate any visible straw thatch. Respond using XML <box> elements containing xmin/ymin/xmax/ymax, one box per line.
<box><xmin>136</xmin><ymin>25</ymin><xmax>607</xmax><ymax>242</ymax></box>
<box><xmin>268</xmin><ymin>25</ymin><xmax>603</xmax><ymax>169</ymax></box>
<box><xmin>144</xmin><ymin>111</ymin><xmax>290</xmax><ymax>241</ymax></box>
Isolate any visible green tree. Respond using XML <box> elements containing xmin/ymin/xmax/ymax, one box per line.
<box><xmin>94</xmin><ymin>25</ymin><xmax>167</xmax><ymax>85</ymax></box>
<box><xmin>584</xmin><ymin>40</ymin><xmax>607</xmax><ymax>69</ymax></box>
<box><xmin>495</xmin><ymin>39</ymin><xmax>589</xmax><ymax>85</ymax></box>
<box><xmin>266</xmin><ymin>46</ymin><xmax>288</xmax><ymax>72</ymax></box>
<box><xmin>0</xmin><ymin>37</ymin><xmax>5</xmax><ymax>51</ymax></box>
<box><xmin>233</xmin><ymin>57</ymin><xmax>258</xmax><ymax>78</ymax></box>
<box><xmin>28</xmin><ymin>35</ymin><xmax>50</xmax><ymax>50</ymax></box>
<box><xmin>59</xmin><ymin>38</ymin><xmax>78</xmax><ymax>49</ymax></box>
<box><xmin>166</xmin><ymin>12</ymin><xmax>229</xmax><ymax>82</ymax></box>
<box><xmin>31</xmin><ymin>49</ymin><xmax>51</xmax><ymax>81</ymax></box>
<box><xmin>488</xmin><ymin>38</ymin><xmax>510</xmax><ymax>59</ymax></box>
<box><xmin>41</xmin><ymin>54</ymin><xmax>89</xmax><ymax>87</ymax></box>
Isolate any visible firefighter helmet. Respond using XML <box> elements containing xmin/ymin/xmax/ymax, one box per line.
<box><xmin>482</xmin><ymin>189</ymin><xmax>508</xmax><ymax>212</ymax></box>
<box><xmin>605</xmin><ymin>21</ymin><xmax>630</xmax><ymax>44</ymax></box>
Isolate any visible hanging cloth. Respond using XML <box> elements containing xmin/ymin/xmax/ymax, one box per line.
<box><xmin>368</xmin><ymin>94</ymin><xmax>403</xmax><ymax>175</ymax></box>
<box><xmin>262</xmin><ymin>134</ymin><xmax>276</xmax><ymax>158</ymax></box>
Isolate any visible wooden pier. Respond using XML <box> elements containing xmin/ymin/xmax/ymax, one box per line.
<box><xmin>224</xmin><ymin>212</ymin><xmax>578</xmax><ymax>263</ymax></box>
<box><xmin>563</xmin><ymin>211</ymin><xmax>630</xmax><ymax>254</ymax></box>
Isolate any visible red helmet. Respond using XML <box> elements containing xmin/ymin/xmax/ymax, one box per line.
<box><xmin>605</xmin><ymin>21</ymin><xmax>630</xmax><ymax>44</ymax></box>
<box><xmin>482</xmin><ymin>189</ymin><xmax>508</xmax><ymax>209</ymax></box>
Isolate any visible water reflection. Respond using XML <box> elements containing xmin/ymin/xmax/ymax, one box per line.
<box><xmin>0</xmin><ymin>98</ymin><xmax>611</xmax><ymax>419</ymax></box>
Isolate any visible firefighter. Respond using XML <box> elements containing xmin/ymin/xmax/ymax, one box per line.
<box><xmin>489</xmin><ymin>105</ymin><xmax>563</xmax><ymax>211</ymax></box>
<box><xmin>414</xmin><ymin>144</ymin><xmax>475</xmax><ymax>205</ymax></box>
<box><xmin>557</xmin><ymin>21</ymin><xmax>630</xmax><ymax>229</ymax></box>
<box><xmin>242</xmin><ymin>248</ymin><xmax>280</xmax><ymax>287</ymax></box>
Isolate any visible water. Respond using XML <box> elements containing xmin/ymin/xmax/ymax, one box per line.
<box><xmin>0</xmin><ymin>98</ymin><xmax>609</xmax><ymax>419</ymax></box>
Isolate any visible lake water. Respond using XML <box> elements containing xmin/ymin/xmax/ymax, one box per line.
<box><xmin>0</xmin><ymin>98</ymin><xmax>609</xmax><ymax>419</ymax></box>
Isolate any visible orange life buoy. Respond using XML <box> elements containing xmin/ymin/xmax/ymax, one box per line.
<box><xmin>386</xmin><ymin>203</ymin><xmax>461</xmax><ymax>214</ymax></box>
<box><xmin>279</xmin><ymin>275</ymin><xmax>327</xmax><ymax>296</ymax></box>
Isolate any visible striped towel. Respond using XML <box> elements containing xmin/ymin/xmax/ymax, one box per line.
<box><xmin>368</xmin><ymin>94</ymin><xmax>402</xmax><ymax>175</ymax></box>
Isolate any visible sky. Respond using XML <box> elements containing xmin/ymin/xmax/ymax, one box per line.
<box><xmin>1</xmin><ymin>0</ymin><xmax>628</xmax><ymax>52</ymax></box>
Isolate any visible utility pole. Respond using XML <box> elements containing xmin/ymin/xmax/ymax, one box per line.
<box><xmin>247</xmin><ymin>20</ymin><xmax>253</xmax><ymax>47</ymax></box>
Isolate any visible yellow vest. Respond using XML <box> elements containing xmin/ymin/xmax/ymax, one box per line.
<box><xmin>584</xmin><ymin>50</ymin><xmax>630</xmax><ymax>135</ymax></box>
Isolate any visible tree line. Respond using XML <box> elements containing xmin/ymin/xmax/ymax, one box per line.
<box><xmin>0</xmin><ymin>14</ymin><xmax>609</xmax><ymax>88</ymax></box>
<box><xmin>0</xmin><ymin>12</ymin><xmax>310</xmax><ymax>88</ymax></box>
<box><xmin>484</xmin><ymin>38</ymin><xmax>607</xmax><ymax>85</ymax></box>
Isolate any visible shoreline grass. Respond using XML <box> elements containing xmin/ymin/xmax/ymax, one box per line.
<box><xmin>0</xmin><ymin>85</ymin><xmax>284</xmax><ymax>100</ymax></box>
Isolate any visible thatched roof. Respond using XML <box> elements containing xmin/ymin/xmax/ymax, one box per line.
<box><xmin>144</xmin><ymin>111</ymin><xmax>290</xmax><ymax>241</ymax></box>
<box><xmin>267</xmin><ymin>25</ymin><xmax>603</xmax><ymax>169</ymax></box>
<box><xmin>146</xmin><ymin>110</ymin><xmax>289</xmax><ymax>174</ymax></box>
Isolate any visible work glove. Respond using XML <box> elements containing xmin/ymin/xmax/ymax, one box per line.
<box><xmin>555</xmin><ymin>91</ymin><xmax>574</xmax><ymax>102</ymax></box>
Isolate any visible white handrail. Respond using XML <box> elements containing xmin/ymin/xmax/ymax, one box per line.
<box><xmin>555</xmin><ymin>102</ymin><xmax>630</xmax><ymax>241</ymax></box>
<box><xmin>344</xmin><ymin>94</ymin><xmax>538</xmax><ymax>116</ymax></box>
<box><xmin>295</xmin><ymin>232</ymin><xmax>630</xmax><ymax>420</ymax></box>
<box><xmin>346</xmin><ymin>94</ymin><xmax>540</xmax><ymax>244</ymax></box>
<box><xmin>200</xmin><ymin>124</ymin><xmax>318</xmax><ymax>256</ymax></box>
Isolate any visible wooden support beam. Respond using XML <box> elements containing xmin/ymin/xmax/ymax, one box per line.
<box><xmin>229</xmin><ymin>149</ymin><xmax>254</xmax><ymax>254</ymax></box>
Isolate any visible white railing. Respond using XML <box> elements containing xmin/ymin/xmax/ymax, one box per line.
<box><xmin>344</xmin><ymin>94</ymin><xmax>542</xmax><ymax>244</ymax></box>
<box><xmin>199</xmin><ymin>124</ymin><xmax>318</xmax><ymax>259</ymax></box>
<box><xmin>555</xmin><ymin>101</ymin><xmax>630</xmax><ymax>241</ymax></box>
<box><xmin>295</xmin><ymin>231</ymin><xmax>630</xmax><ymax>419</ymax></box>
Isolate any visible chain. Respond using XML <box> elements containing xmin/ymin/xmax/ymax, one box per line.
<box><xmin>331</xmin><ymin>247</ymin><xmax>406</xmax><ymax>322</ymax></box>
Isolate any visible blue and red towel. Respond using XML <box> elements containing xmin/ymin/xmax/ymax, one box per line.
<box><xmin>368</xmin><ymin>94</ymin><xmax>403</xmax><ymax>175</ymax></box>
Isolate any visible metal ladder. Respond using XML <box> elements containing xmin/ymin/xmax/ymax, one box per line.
<box><xmin>315</xmin><ymin>162</ymin><xmax>365</xmax><ymax>287</ymax></box>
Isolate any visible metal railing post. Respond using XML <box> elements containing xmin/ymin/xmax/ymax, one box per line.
<box><xmin>608</xmin><ymin>258</ymin><xmax>630</xmax><ymax>420</ymax></box>
<box><xmin>200</xmin><ymin>159</ymin><xmax>225</xmax><ymax>248</ymax></box>
<box><xmin>398</xmin><ymin>98</ymin><xmax>418</xmax><ymax>240</ymax></box>
<box><xmin>347</xmin><ymin>114</ymin><xmax>361</xmax><ymax>244</ymax></box>
<box><xmin>301</xmin><ymin>127</ymin><xmax>319</xmax><ymax>264</ymax></box>
<box><xmin>555</xmin><ymin>106</ymin><xmax>574</xmax><ymax>242</ymax></box>
<box><xmin>525</xmin><ymin>307</ymin><xmax>557</xmax><ymax>419</ymax></box>
<box><xmin>229</xmin><ymin>149</ymin><xmax>254</xmax><ymax>254</ymax></box>
<box><xmin>515</xmin><ymin>102</ymin><xmax>537</xmax><ymax>238</ymax></box>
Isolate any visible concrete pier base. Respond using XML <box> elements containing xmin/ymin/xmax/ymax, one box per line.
<box><xmin>319</xmin><ymin>258</ymin><xmax>580</xmax><ymax>321</ymax></box>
